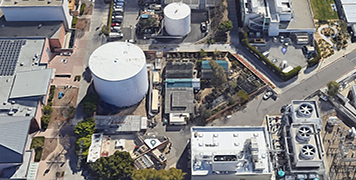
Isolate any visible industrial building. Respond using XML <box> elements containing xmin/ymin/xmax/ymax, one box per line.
<box><xmin>190</xmin><ymin>126</ymin><xmax>272</xmax><ymax>180</ymax></box>
<box><xmin>266</xmin><ymin>100</ymin><xmax>326</xmax><ymax>179</ymax></box>
<box><xmin>94</xmin><ymin>115</ymin><xmax>147</xmax><ymax>134</ymax></box>
<box><xmin>89</xmin><ymin>42</ymin><xmax>148</xmax><ymax>107</ymax></box>
<box><xmin>165</xmin><ymin>87</ymin><xmax>194</xmax><ymax>125</ymax></box>
<box><xmin>0</xmin><ymin>19</ymin><xmax>76</xmax><ymax>51</ymax></box>
<box><xmin>0</xmin><ymin>0</ymin><xmax>72</xmax><ymax>29</ymax></box>
<box><xmin>241</xmin><ymin>0</ymin><xmax>315</xmax><ymax>36</ymax></box>
<box><xmin>164</xmin><ymin>2</ymin><xmax>191</xmax><ymax>36</ymax></box>
<box><xmin>0</xmin><ymin>38</ymin><xmax>53</xmax><ymax>179</ymax></box>
<box><xmin>165</xmin><ymin>61</ymin><xmax>194</xmax><ymax>79</ymax></box>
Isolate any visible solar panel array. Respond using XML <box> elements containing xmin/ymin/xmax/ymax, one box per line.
<box><xmin>0</xmin><ymin>39</ymin><xmax>26</xmax><ymax>76</ymax></box>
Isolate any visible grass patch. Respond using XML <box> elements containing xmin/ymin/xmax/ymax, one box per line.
<box><xmin>30</xmin><ymin>137</ymin><xmax>45</xmax><ymax>162</ymax></box>
<box><xmin>310</xmin><ymin>0</ymin><xmax>338</xmax><ymax>20</ymax></box>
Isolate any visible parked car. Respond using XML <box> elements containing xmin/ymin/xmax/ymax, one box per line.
<box><xmin>109</xmin><ymin>32</ymin><xmax>123</xmax><ymax>38</ymax></box>
<box><xmin>112</xmin><ymin>18</ymin><xmax>122</xmax><ymax>23</ymax></box>
<box><xmin>273</xmin><ymin>36</ymin><xmax>277</xmax><ymax>43</ymax></box>
<box><xmin>263</xmin><ymin>91</ymin><xmax>273</xmax><ymax>100</ymax></box>
<box><xmin>262</xmin><ymin>51</ymin><xmax>270</xmax><ymax>57</ymax></box>
<box><xmin>200</xmin><ymin>22</ymin><xmax>207</xmax><ymax>32</ymax></box>
<box><xmin>272</xmin><ymin>59</ymin><xmax>278</xmax><ymax>63</ymax></box>
<box><xmin>112</xmin><ymin>15</ymin><xmax>123</xmax><ymax>20</ymax></box>
<box><xmin>111</xmin><ymin>23</ymin><xmax>121</xmax><ymax>27</ymax></box>
<box><xmin>114</xmin><ymin>0</ymin><xmax>124</xmax><ymax>2</ymax></box>
<box><xmin>111</xmin><ymin>26</ymin><xmax>121</xmax><ymax>32</ymax></box>
<box><xmin>113</xmin><ymin>6</ymin><xmax>123</xmax><ymax>12</ymax></box>
<box><xmin>114</xmin><ymin>11</ymin><xmax>123</xmax><ymax>16</ymax></box>
<box><xmin>114</xmin><ymin>2</ymin><xmax>124</xmax><ymax>6</ymax></box>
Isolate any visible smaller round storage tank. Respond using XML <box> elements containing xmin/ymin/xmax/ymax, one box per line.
<box><xmin>164</xmin><ymin>2</ymin><xmax>191</xmax><ymax>36</ymax></box>
<box><xmin>88</xmin><ymin>42</ymin><xmax>148</xmax><ymax>107</ymax></box>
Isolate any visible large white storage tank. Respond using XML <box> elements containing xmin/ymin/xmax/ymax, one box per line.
<box><xmin>164</xmin><ymin>2</ymin><xmax>191</xmax><ymax>36</ymax></box>
<box><xmin>88</xmin><ymin>42</ymin><xmax>148</xmax><ymax>107</ymax></box>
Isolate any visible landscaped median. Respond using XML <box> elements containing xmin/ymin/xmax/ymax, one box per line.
<box><xmin>239</xmin><ymin>31</ymin><xmax>302</xmax><ymax>81</ymax></box>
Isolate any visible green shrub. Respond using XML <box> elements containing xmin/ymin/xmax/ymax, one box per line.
<box><xmin>30</xmin><ymin>137</ymin><xmax>45</xmax><ymax>162</ymax></box>
<box><xmin>72</xmin><ymin>17</ymin><xmax>77</xmax><ymax>28</ymax></box>
<box><xmin>80</xmin><ymin>3</ymin><xmax>86</xmax><ymax>16</ymax></box>
<box><xmin>74</xmin><ymin>75</ymin><xmax>81</xmax><ymax>81</ymax></box>
<box><xmin>47</xmin><ymin>85</ymin><xmax>56</xmax><ymax>103</ymax></box>
<box><xmin>41</xmin><ymin>115</ymin><xmax>51</xmax><ymax>129</ymax></box>
<box><xmin>42</xmin><ymin>105</ymin><xmax>53</xmax><ymax>115</ymax></box>
<box><xmin>239</xmin><ymin>31</ymin><xmax>301</xmax><ymax>81</ymax></box>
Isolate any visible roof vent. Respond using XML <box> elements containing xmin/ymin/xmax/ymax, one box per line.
<box><xmin>14</xmin><ymin>1</ymin><xmax>18</xmax><ymax>4</ymax></box>
<box><xmin>296</xmin><ymin>126</ymin><xmax>312</xmax><ymax>142</ymax></box>
<box><xmin>300</xmin><ymin>144</ymin><xmax>316</xmax><ymax>160</ymax></box>
<box><xmin>297</xmin><ymin>103</ymin><xmax>313</xmax><ymax>117</ymax></box>
<box><xmin>47</xmin><ymin>0</ymin><xmax>51</xmax><ymax>3</ymax></box>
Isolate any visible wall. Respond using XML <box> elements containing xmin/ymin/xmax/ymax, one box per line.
<box><xmin>34</xmin><ymin>101</ymin><xmax>43</xmax><ymax>128</ymax></box>
<box><xmin>40</xmin><ymin>38</ymin><xmax>51</xmax><ymax>64</ymax></box>
<box><xmin>1</xmin><ymin>6</ymin><xmax>71</xmax><ymax>29</ymax></box>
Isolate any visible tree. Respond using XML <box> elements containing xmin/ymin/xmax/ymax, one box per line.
<box><xmin>42</xmin><ymin>105</ymin><xmax>53</xmax><ymax>115</ymax></box>
<box><xmin>236</xmin><ymin>90</ymin><xmax>250</xmax><ymax>104</ymax></box>
<box><xmin>218</xmin><ymin>20</ymin><xmax>233</xmax><ymax>33</ymax></box>
<box><xmin>131</xmin><ymin>168</ymin><xmax>186</xmax><ymax>180</ymax></box>
<box><xmin>209</xmin><ymin>60</ymin><xmax>227</xmax><ymax>89</ymax></box>
<box><xmin>327</xmin><ymin>81</ymin><xmax>340</xmax><ymax>97</ymax></box>
<box><xmin>89</xmin><ymin>151</ymin><xmax>134</xmax><ymax>180</ymax></box>
<box><xmin>200</xmin><ymin>49</ymin><xmax>207</xmax><ymax>58</ymax></box>
<box><xmin>74</xmin><ymin>117</ymin><xmax>95</xmax><ymax>138</ymax></box>
<box><xmin>82</xmin><ymin>93</ymin><xmax>99</xmax><ymax>116</ymax></box>
<box><xmin>75</xmin><ymin>135</ymin><xmax>91</xmax><ymax>157</ymax></box>
<box><xmin>139</xmin><ymin>16</ymin><xmax>157</xmax><ymax>29</ymax></box>
<box><xmin>41</xmin><ymin>115</ymin><xmax>51</xmax><ymax>129</ymax></box>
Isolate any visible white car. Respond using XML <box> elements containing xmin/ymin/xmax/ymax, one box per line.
<box><xmin>262</xmin><ymin>51</ymin><xmax>269</xmax><ymax>57</ymax></box>
<box><xmin>263</xmin><ymin>91</ymin><xmax>273</xmax><ymax>100</ymax></box>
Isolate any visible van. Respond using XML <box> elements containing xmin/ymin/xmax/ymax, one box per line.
<box><xmin>262</xmin><ymin>51</ymin><xmax>269</xmax><ymax>57</ymax></box>
<box><xmin>302</xmin><ymin>46</ymin><xmax>315</xmax><ymax>54</ymax></box>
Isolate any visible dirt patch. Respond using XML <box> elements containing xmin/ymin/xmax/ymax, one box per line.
<box><xmin>47</xmin><ymin>107</ymin><xmax>71</xmax><ymax>129</ymax></box>
<box><xmin>76</xmin><ymin>18</ymin><xmax>91</xmax><ymax>31</ymax></box>
<box><xmin>83</xmin><ymin>2</ymin><xmax>94</xmax><ymax>15</ymax></box>
<box><xmin>41</xmin><ymin>138</ymin><xmax>58</xmax><ymax>161</ymax></box>
<box><xmin>52</xmin><ymin>87</ymin><xmax>78</xmax><ymax>107</ymax></box>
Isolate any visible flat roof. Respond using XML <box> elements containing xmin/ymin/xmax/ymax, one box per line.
<box><xmin>343</xmin><ymin>5</ymin><xmax>356</xmax><ymax>23</ymax></box>
<box><xmin>0</xmin><ymin>38</ymin><xmax>47</xmax><ymax>117</ymax></box>
<box><xmin>10</xmin><ymin>68</ymin><xmax>52</xmax><ymax>99</ymax></box>
<box><xmin>1</xmin><ymin>0</ymin><xmax>63</xmax><ymax>7</ymax></box>
<box><xmin>165</xmin><ymin>87</ymin><xmax>194</xmax><ymax>114</ymax></box>
<box><xmin>95</xmin><ymin>115</ymin><xmax>146</xmax><ymax>133</ymax></box>
<box><xmin>191</xmin><ymin>126</ymin><xmax>271</xmax><ymax>176</ymax></box>
<box><xmin>0</xmin><ymin>18</ymin><xmax>63</xmax><ymax>38</ymax></box>
<box><xmin>286</xmin><ymin>0</ymin><xmax>315</xmax><ymax>30</ymax></box>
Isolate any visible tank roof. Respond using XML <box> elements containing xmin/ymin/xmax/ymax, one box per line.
<box><xmin>164</xmin><ymin>2</ymin><xmax>190</xmax><ymax>20</ymax></box>
<box><xmin>89</xmin><ymin>42</ymin><xmax>146</xmax><ymax>81</ymax></box>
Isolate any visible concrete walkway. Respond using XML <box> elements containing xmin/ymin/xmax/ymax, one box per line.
<box><xmin>318</xmin><ymin>25</ymin><xmax>338</xmax><ymax>51</ymax></box>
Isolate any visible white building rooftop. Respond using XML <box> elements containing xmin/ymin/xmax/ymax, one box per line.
<box><xmin>190</xmin><ymin>126</ymin><xmax>272</xmax><ymax>179</ymax></box>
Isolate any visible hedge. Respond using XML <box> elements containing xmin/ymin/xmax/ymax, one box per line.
<box><xmin>307</xmin><ymin>41</ymin><xmax>321</xmax><ymax>66</ymax></box>
<box><xmin>240</xmin><ymin>31</ymin><xmax>301</xmax><ymax>81</ymax></box>
<box><xmin>80</xmin><ymin>3</ymin><xmax>86</xmax><ymax>16</ymax></box>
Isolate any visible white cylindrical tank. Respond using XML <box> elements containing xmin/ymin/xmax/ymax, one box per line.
<box><xmin>164</xmin><ymin>2</ymin><xmax>191</xmax><ymax>36</ymax></box>
<box><xmin>89</xmin><ymin>42</ymin><xmax>148</xmax><ymax>107</ymax></box>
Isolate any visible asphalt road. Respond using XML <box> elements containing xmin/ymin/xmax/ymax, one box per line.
<box><xmin>211</xmin><ymin>55</ymin><xmax>356</xmax><ymax>127</ymax></box>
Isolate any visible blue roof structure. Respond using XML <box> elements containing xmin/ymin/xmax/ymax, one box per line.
<box><xmin>202</xmin><ymin>60</ymin><xmax>228</xmax><ymax>69</ymax></box>
<box><xmin>166</xmin><ymin>79</ymin><xmax>193</xmax><ymax>88</ymax></box>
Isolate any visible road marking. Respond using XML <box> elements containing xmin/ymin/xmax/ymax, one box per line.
<box><xmin>350</xmin><ymin>57</ymin><xmax>356</xmax><ymax>62</ymax></box>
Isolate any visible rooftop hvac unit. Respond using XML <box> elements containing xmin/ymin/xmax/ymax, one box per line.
<box><xmin>297</xmin><ymin>103</ymin><xmax>313</xmax><ymax>117</ymax></box>
<box><xmin>299</xmin><ymin>144</ymin><xmax>316</xmax><ymax>160</ymax></box>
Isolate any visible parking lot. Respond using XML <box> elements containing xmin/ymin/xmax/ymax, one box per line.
<box><xmin>257</xmin><ymin>35</ymin><xmax>309</xmax><ymax>68</ymax></box>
